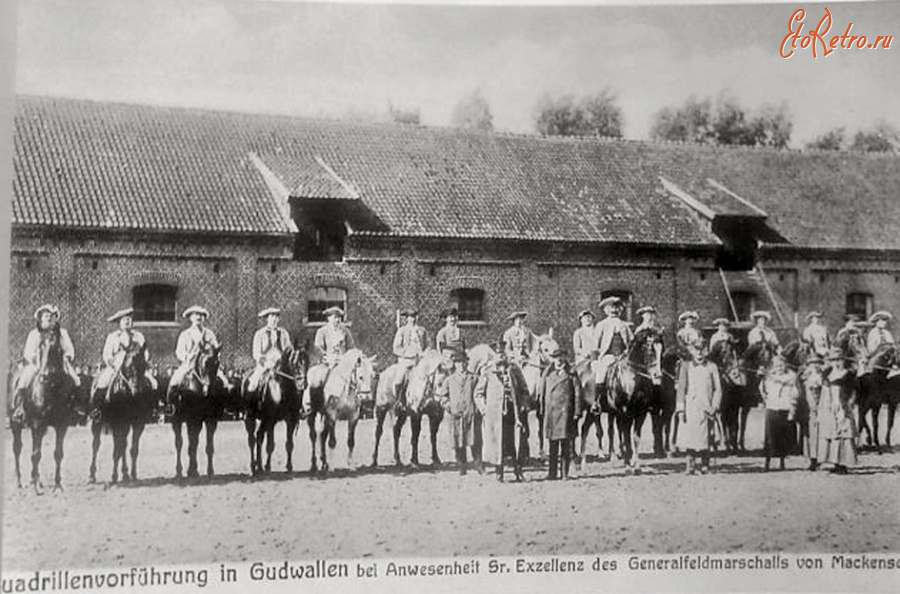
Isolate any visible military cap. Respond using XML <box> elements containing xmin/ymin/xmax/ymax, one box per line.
<box><xmin>506</xmin><ymin>310</ymin><xmax>528</xmax><ymax>321</ymax></box>
<box><xmin>869</xmin><ymin>311</ymin><xmax>893</xmax><ymax>324</ymax></box>
<box><xmin>577</xmin><ymin>309</ymin><xmax>596</xmax><ymax>320</ymax></box>
<box><xmin>34</xmin><ymin>304</ymin><xmax>60</xmax><ymax>320</ymax></box>
<box><xmin>322</xmin><ymin>306</ymin><xmax>345</xmax><ymax>318</ymax></box>
<box><xmin>677</xmin><ymin>311</ymin><xmax>699</xmax><ymax>323</ymax></box>
<box><xmin>107</xmin><ymin>307</ymin><xmax>135</xmax><ymax>323</ymax></box>
<box><xmin>182</xmin><ymin>305</ymin><xmax>210</xmax><ymax>319</ymax></box>
<box><xmin>598</xmin><ymin>297</ymin><xmax>623</xmax><ymax>310</ymax></box>
<box><xmin>750</xmin><ymin>310</ymin><xmax>772</xmax><ymax>321</ymax></box>
<box><xmin>805</xmin><ymin>311</ymin><xmax>823</xmax><ymax>321</ymax></box>
<box><xmin>636</xmin><ymin>306</ymin><xmax>657</xmax><ymax>317</ymax></box>
<box><xmin>258</xmin><ymin>307</ymin><xmax>282</xmax><ymax>318</ymax></box>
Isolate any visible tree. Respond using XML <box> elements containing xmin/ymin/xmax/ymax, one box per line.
<box><xmin>850</xmin><ymin>121</ymin><xmax>899</xmax><ymax>153</ymax></box>
<box><xmin>748</xmin><ymin>102</ymin><xmax>793</xmax><ymax>149</ymax></box>
<box><xmin>451</xmin><ymin>91</ymin><xmax>494</xmax><ymax>132</ymax></box>
<box><xmin>806</xmin><ymin>127</ymin><xmax>845</xmax><ymax>151</ymax></box>
<box><xmin>648</xmin><ymin>95</ymin><xmax>714</xmax><ymax>144</ymax></box>
<box><xmin>388</xmin><ymin>102</ymin><xmax>420</xmax><ymax>126</ymax></box>
<box><xmin>534</xmin><ymin>88</ymin><xmax>624</xmax><ymax>137</ymax></box>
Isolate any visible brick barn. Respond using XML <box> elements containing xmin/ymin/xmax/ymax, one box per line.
<box><xmin>10</xmin><ymin>96</ymin><xmax>900</xmax><ymax>371</ymax></box>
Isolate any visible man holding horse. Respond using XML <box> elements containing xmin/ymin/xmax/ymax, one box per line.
<box><xmin>314</xmin><ymin>306</ymin><xmax>356</xmax><ymax>368</ymax></box>
<box><xmin>538</xmin><ymin>345</ymin><xmax>581</xmax><ymax>480</ymax></box>
<box><xmin>436</xmin><ymin>348</ymin><xmax>481</xmax><ymax>475</ymax></box>
<box><xmin>593</xmin><ymin>297</ymin><xmax>632</xmax><ymax>400</ymax></box>
<box><xmin>801</xmin><ymin>311</ymin><xmax>830</xmax><ymax>358</ymax></box>
<box><xmin>167</xmin><ymin>306</ymin><xmax>226</xmax><ymax>399</ymax></box>
<box><xmin>12</xmin><ymin>304</ymin><xmax>81</xmax><ymax>422</ymax></box>
<box><xmin>91</xmin><ymin>307</ymin><xmax>156</xmax><ymax>410</ymax></box>
<box><xmin>392</xmin><ymin>308</ymin><xmax>428</xmax><ymax>405</ymax></box>
<box><xmin>503</xmin><ymin>311</ymin><xmax>537</xmax><ymax>366</ymax></box>
<box><xmin>246</xmin><ymin>307</ymin><xmax>294</xmax><ymax>397</ymax></box>
<box><xmin>436</xmin><ymin>307</ymin><xmax>466</xmax><ymax>365</ymax></box>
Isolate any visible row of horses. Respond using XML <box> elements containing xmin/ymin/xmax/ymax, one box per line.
<box><xmin>9</xmin><ymin>329</ymin><xmax>900</xmax><ymax>492</ymax></box>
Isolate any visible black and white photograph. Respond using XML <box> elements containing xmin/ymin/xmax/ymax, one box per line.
<box><xmin>1</xmin><ymin>0</ymin><xmax>899</xmax><ymax>591</ymax></box>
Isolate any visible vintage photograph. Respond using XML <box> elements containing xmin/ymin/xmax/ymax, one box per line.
<box><xmin>2</xmin><ymin>0</ymin><xmax>899</xmax><ymax>587</ymax></box>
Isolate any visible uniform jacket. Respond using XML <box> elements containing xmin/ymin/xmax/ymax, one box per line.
<box><xmin>102</xmin><ymin>329</ymin><xmax>148</xmax><ymax>368</ymax></box>
<box><xmin>676</xmin><ymin>326</ymin><xmax>702</xmax><ymax>353</ymax></box>
<box><xmin>393</xmin><ymin>324</ymin><xmax>428</xmax><ymax>359</ymax></box>
<box><xmin>539</xmin><ymin>364</ymin><xmax>583</xmax><ymax>441</ymax></box>
<box><xmin>23</xmin><ymin>327</ymin><xmax>75</xmax><ymax>365</ymax></box>
<box><xmin>748</xmin><ymin>326</ymin><xmax>780</xmax><ymax>347</ymax></box>
<box><xmin>437</xmin><ymin>369</ymin><xmax>477</xmax><ymax>417</ymax></box>
<box><xmin>595</xmin><ymin>316</ymin><xmax>632</xmax><ymax>356</ymax></box>
<box><xmin>175</xmin><ymin>325</ymin><xmax>219</xmax><ymax>363</ymax></box>
<box><xmin>436</xmin><ymin>325</ymin><xmax>465</xmax><ymax>354</ymax></box>
<box><xmin>801</xmin><ymin>323</ymin><xmax>830</xmax><ymax>355</ymax></box>
<box><xmin>503</xmin><ymin>325</ymin><xmax>536</xmax><ymax>360</ymax></box>
<box><xmin>572</xmin><ymin>325</ymin><xmax>599</xmax><ymax>363</ymax></box>
<box><xmin>634</xmin><ymin>324</ymin><xmax>665</xmax><ymax>349</ymax></box>
<box><xmin>314</xmin><ymin>323</ymin><xmax>355</xmax><ymax>358</ymax></box>
<box><xmin>866</xmin><ymin>327</ymin><xmax>894</xmax><ymax>355</ymax></box>
<box><xmin>252</xmin><ymin>326</ymin><xmax>293</xmax><ymax>364</ymax></box>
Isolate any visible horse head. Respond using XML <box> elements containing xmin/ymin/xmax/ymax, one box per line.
<box><xmin>288</xmin><ymin>348</ymin><xmax>309</xmax><ymax>393</ymax></box>
<box><xmin>870</xmin><ymin>342</ymin><xmax>897</xmax><ymax>373</ymax></box>
<box><xmin>711</xmin><ymin>339</ymin><xmax>746</xmax><ymax>387</ymax></box>
<box><xmin>742</xmin><ymin>341</ymin><xmax>778</xmax><ymax>374</ymax></box>
<box><xmin>629</xmin><ymin>331</ymin><xmax>662</xmax><ymax>386</ymax></box>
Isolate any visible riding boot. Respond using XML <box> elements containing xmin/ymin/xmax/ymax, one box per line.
<box><xmin>457</xmin><ymin>448</ymin><xmax>468</xmax><ymax>476</ymax></box>
<box><xmin>546</xmin><ymin>440</ymin><xmax>559</xmax><ymax>480</ymax></box>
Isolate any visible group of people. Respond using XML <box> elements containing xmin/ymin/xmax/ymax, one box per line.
<box><xmin>11</xmin><ymin>296</ymin><xmax>895</xmax><ymax>480</ymax></box>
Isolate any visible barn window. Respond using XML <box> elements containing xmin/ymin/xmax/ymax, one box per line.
<box><xmin>307</xmin><ymin>286</ymin><xmax>348</xmax><ymax>324</ymax></box>
<box><xmin>731</xmin><ymin>291</ymin><xmax>757</xmax><ymax>321</ymax></box>
<box><xmin>449</xmin><ymin>288</ymin><xmax>485</xmax><ymax>323</ymax></box>
<box><xmin>132</xmin><ymin>284</ymin><xmax>178</xmax><ymax>323</ymax></box>
<box><xmin>600</xmin><ymin>289</ymin><xmax>633</xmax><ymax>322</ymax></box>
<box><xmin>846</xmin><ymin>292</ymin><xmax>873</xmax><ymax>320</ymax></box>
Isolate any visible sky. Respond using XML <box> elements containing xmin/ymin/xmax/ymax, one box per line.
<box><xmin>8</xmin><ymin>0</ymin><xmax>900</xmax><ymax>146</ymax></box>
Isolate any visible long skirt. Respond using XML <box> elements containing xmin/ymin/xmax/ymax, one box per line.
<box><xmin>826</xmin><ymin>437</ymin><xmax>858</xmax><ymax>467</ymax></box>
<box><xmin>764</xmin><ymin>410</ymin><xmax>790</xmax><ymax>458</ymax></box>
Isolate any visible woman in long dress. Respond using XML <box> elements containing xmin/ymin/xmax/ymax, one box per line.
<box><xmin>821</xmin><ymin>347</ymin><xmax>858</xmax><ymax>474</ymax></box>
<box><xmin>675</xmin><ymin>338</ymin><xmax>721</xmax><ymax>474</ymax></box>
<box><xmin>759</xmin><ymin>355</ymin><xmax>800</xmax><ymax>471</ymax></box>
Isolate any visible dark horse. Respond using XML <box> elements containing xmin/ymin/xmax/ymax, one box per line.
<box><xmin>603</xmin><ymin>332</ymin><xmax>662</xmax><ymax>472</ymax></box>
<box><xmin>8</xmin><ymin>330</ymin><xmax>77</xmax><ymax>493</ymax></box>
<box><xmin>574</xmin><ymin>358</ymin><xmax>617</xmax><ymax>473</ymax></box>
<box><xmin>655</xmin><ymin>349</ymin><xmax>680</xmax><ymax>456</ymax></box>
<box><xmin>168</xmin><ymin>347</ymin><xmax>228</xmax><ymax>478</ymax></box>
<box><xmin>241</xmin><ymin>349</ymin><xmax>308</xmax><ymax>475</ymax></box>
<box><xmin>710</xmin><ymin>337</ymin><xmax>750</xmax><ymax>452</ymax></box>
<box><xmin>89</xmin><ymin>338</ymin><xmax>156</xmax><ymax>483</ymax></box>
<box><xmin>372</xmin><ymin>349</ymin><xmax>447</xmax><ymax>468</ymax></box>
<box><xmin>739</xmin><ymin>340</ymin><xmax>779</xmax><ymax>450</ymax></box>
<box><xmin>859</xmin><ymin>343</ymin><xmax>900</xmax><ymax>451</ymax></box>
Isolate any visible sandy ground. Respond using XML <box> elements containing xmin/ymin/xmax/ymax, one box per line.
<box><xmin>3</xmin><ymin>408</ymin><xmax>899</xmax><ymax>570</ymax></box>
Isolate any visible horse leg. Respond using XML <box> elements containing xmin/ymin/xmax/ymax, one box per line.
<box><xmin>265</xmin><ymin>423</ymin><xmax>276</xmax><ymax>472</ymax></box>
<box><xmin>186</xmin><ymin>421</ymin><xmax>201</xmax><ymax>478</ymax></box>
<box><xmin>111</xmin><ymin>426</ymin><xmax>125</xmax><ymax>483</ymax></box>
<box><xmin>409</xmin><ymin>413</ymin><xmax>422</xmax><ymax>467</ymax></box>
<box><xmin>872</xmin><ymin>403</ymin><xmax>883</xmax><ymax>454</ymax></box>
<box><xmin>887</xmin><ymin>402</ymin><xmax>898</xmax><ymax>449</ymax></box>
<box><xmin>578</xmin><ymin>413</ymin><xmax>590</xmax><ymax>473</ymax></box>
<box><xmin>285</xmin><ymin>416</ymin><xmax>296</xmax><ymax>473</ymax></box>
<box><xmin>308</xmin><ymin>415</ymin><xmax>318</xmax><ymax>473</ymax></box>
<box><xmin>130</xmin><ymin>423</ymin><xmax>145</xmax><ymax>481</ymax></box>
<box><xmin>393</xmin><ymin>411</ymin><xmax>406</xmax><ymax>467</ymax></box>
<box><xmin>53</xmin><ymin>425</ymin><xmax>68</xmax><ymax>490</ymax></box>
<box><xmin>738</xmin><ymin>406</ymin><xmax>751</xmax><ymax>452</ymax></box>
<box><xmin>607</xmin><ymin>412</ymin><xmax>618</xmax><ymax>460</ymax></box>
<box><xmin>372</xmin><ymin>406</ymin><xmax>385</xmax><ymax>467</ymax></box>
<box><xmin>12</xmin><ymin>424</ymin><xmax>23</xmax><ymax>488</ymax></box>
<box><xmin>173</xmin><ymin>420</ymin><xmax>184</xmax><ymax>478</ymax></box>
<box><xmin>536</xmin><ymin>407</ymin><xmax>545</xmax><ymax>460</ymax></box>
<box><xmin>429</xmin><ymin>411</ymin><xmax>442</xmax><ymax>466</ymax></box>
<box><xmin>347</xmin><ymin>417</ymin><xmax>358</xmax><ymax>470</ymax></box>
<box><xmin>206</xmin><ymin>420</ymin><xmax>218</xmax><ymax>477</ymax></box>
<box><xmin>319</xmin><ymin>419</ymin><xmax>330</xmax><ymax>473</ymax></box>
<box><xmin>31</xmin><ymin>424</ymin><xmax>48</xmax><ymax>494</ymax></box>
<box><xmin>89</xmin><ymin>418</ymin><xmax>102</xmax><ymax>483</ymax></box>
<box><xmin>632</xmin><ymin>414</ymin><xmax>646</xmax><ymax>473</ymax></box>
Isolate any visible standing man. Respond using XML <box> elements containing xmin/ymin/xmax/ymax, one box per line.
<box><xmin>167</xmin><ymin>306</ymin><xmax>224</xmax><ymax>399</ymax></box>
<box><xmin>392</xmin><ymin>308</ymin><xmax>428</xmax><ymax>403</ymax></box>
<box><xmin>503</xmin><ymin>311</ymin><xmax>536</xmax><ymax>366</ymax></box>
<box><xmin>11</xmin><ymin>304</ymin><xmax>80</xmax><ymax>421</ymax></box>
<box><xmin>436</xmin><ymin>349</ymin><xmax>481</xmax><ymax>475</ymax></box>
<box><xmin>92</xmin><ymin>307</ymin><xmax>156</xmax><ymax>409</ymax></box>
<box><xmin>246</xmin><ymin>307</ymin><xmax>293</xmax><ymax>396</ymax></box>
<box><xmin>801</xmin><ymin>311</ymin><xmax>830</xmax><ymax>358</ymax></box>
<box><xmin>539</xmin><ymin>346</ymin><xmax>582</xmax><ymax>480</ymax></box>
<box><xmin>572</xmin><ymin>309</ymin><xmax>599</xmax><ymax>366</ymax></box>
<box><xmin>593</xmin><ymin>297</ymin><xmax>633</xmax><ymax>395</ymax></box>
<box><xmin>436</xmin><ymin>307</ymin><xmax>466</xmax><ymax>364</ymax></box>
<box><xmin>314</xmin><ymin>306</ymin><xmax>356</xmax><ymax>367</ymax></box>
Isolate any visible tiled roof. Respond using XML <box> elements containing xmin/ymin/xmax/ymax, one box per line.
<box><xmin>14</xmin><ymin>96</ymin><xmax>295</xmax><ymax>235</ymax></box>
<box><xmin>14</xmin><ymin>96</ymin><xmax>900</xmax><ymax>250</ymax></box>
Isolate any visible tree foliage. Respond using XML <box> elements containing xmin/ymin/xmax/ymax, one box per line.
<box><xmin>388</xmin><ymin>103</ymin><xmax>420</xmax><ymax>126</ymax></box>
<box><xmin>850</xmin><ymin>121</ymin><xmax>899</xmax><ymax>153</ymax></box>
<box><xmin>805</xmin><ymin>127</ymin><xmax>846</xmax><ymax>151</ymax></box>
<box><xmin>451</xmin><ymin>91</ymin><xmax>494</xmax><ymax>132</ymax></box>
<box><xmin>649</xmin><ymin>94</ymin><xmax>792</xmax><ymax>149</ymax></box>
<box><xmin>534</xmin><ymin>88</ymin><xmax>624</xmax><ymax>138</ymax></box>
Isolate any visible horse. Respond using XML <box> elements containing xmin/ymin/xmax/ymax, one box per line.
<box><xmin>509</xmin><ymin>332</ymin><xmax>555</xmax><ymax>460</ymax></box>
<box><xmin>858</xmin><ymin>343</ymin><xmax>900</xmax><ymax>452</ymax></box>
<box><xmin>710</xmin><ymin>338</ymin><xmax>750</xmax><ymax>452</ymax></box>
<box><xmin>602</xmin><ymin>331</ymin><xmax>662</xmax><ymax>472</ymax></box>
<box><xmin>655</xmin><ymin>349</ymin><xmax>680</xmax><ymax>456</ymax></box>
<box><xmin>8</xmin><ymin>330</ymin><xmax>78</xmax><ymax>494</ymax></box>
<box><xmin>88</xmin><ymin>339</ymin><xmax>156</xmax><ymax>483</ymax></box>
<box><xmin>574</xmin><ymin>358</ymin><xmax>617</xmax><ymax>473</ymax></box>
<box><xmin>304</xmin><ymin>349</ymin><xmax>376</xmax><ymax>472</ymax></box>
<box><xmin>372</xmin><ymin>349</ymin><xmax>447</xmax><ymax>468</ymax></box>
<box><xmin>169</xmin><ymin>347</ymin><xmax>228</xmax><ymax>478</ymax></box>
<box><xmin>241</xmin><ymin>348</ymin><xmax>308</xmax><ymax>475</ymax></box>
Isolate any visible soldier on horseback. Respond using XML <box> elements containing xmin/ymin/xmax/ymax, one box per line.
<box><xmin>167</xmin><ymin>306</ymin><xmax>226</xmax><ymax>399</ymax></box>
<box><xmin>634</xmin><ymin>306</ymin><xmax>665</xmax><ymax>353</ymax></box>
<box><xmin>801</xmin><ymin>311</ymin><xmax>830</xmax><ymax>358</ymax></box>
<box><xmin>91</xmin><ymin>307</ymin><xmax>156</xmax><ymax>412</ymax></box>
<box><xmin>835</xmin><ymin>314</ymin><xmax>867</xmax><ymax>377</ymax></box>
<box><xmin>502</xmin><ymin>311</ymin><xmax>537</xmax><ymax>366</ymax></box>
<box><xmin>748</xmin><ymin>311</ymin><xmax>780</xmax><ymax>351</ymax></box>
<box><xmin>572</xmin><ymin>309</ymin><xmax>598</xmax><ymax>365</ymax></box>
<box><xmin>593</xmin><ymin>296</ymin><xmax>632</xmax><ymax>402</ymax></box>
<box><xmin>866</xmin><ymin>311</ymin><xmax>894</xmax><ymax>372</ymax></box>
<box><xmin>11</xmin><ymin>304</ymin><xmax>80</xmax><ymax>422</ymax></box>
<box><xmin>675</xmin><ymin>311</ymin><xmax>702</xmax><ymax>360</ymax></box>
<box><xmin>392</xmin><ymin>308</ymin><xmax>427</xmax><ymax>405</ymax></box>
<box><xmin>313</xmin><ymin>306</ymin><xmax>355</xmax><ymax>368</ymax></box>
<box><xmin>709</xmin><ymin>317</ymin><xmax>737</xmax><ymax>353</ymax></box>
<box><xmin>436</xmin><ymin>307</ymin><xmax>466</xmax><ymax>365</ymax></box>
<box><xmin>246</xmin><ymin>307</ymin><xmax>294</xmax><ymax>397</ymax></box>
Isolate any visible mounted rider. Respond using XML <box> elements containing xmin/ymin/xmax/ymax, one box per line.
<box><xmin>675</xmin><ymin>311</ymin><xmax>702</xmax><ymax>360</ymax></box>
<box><xmin>801</xmin><ymin>311</ymin><xmax>830</xmax><ymax>358</ymax></box>
<box><xmin>436</xmin><ymin>307</ymin><xmax>466</xmax><ymax>365</ymax></box>
<box><xmin>92</xmin><ymin>308</ymin><xmax>157</xmax><ymax>408</ymax></box>
<box><xmin>313</xmin><ymin>306</ymin><xmax>356</xmax><ymax>368</ymax></box>
<box><xmin>866</xmin><ymin>311</ymin><xmax>895</xmax><ymax>374</ymax></box>
<box><xmin>835</xmin><ymin>314</ymin><xmax>867</xmax><ymax>377</ymax></box>
<box><xmin>572</xmin><ymin>309</ymin><xmax>599</xmax><ymax>366</ymax></box>
<box><xmin>11</xmin><ymin>304</ymin><xmax>81</xmax><ymax>421</ymax></box>
<box><xmin>246</xmin><ymin>307</ymin><xmax>294</xmax><ymax>395</ymax></box>
<box><xmin>167</xmin><ymin>305</ymin><xmax>226</xmax><ymax>398</ymax></box>
<box><xmin>593</xmin><ymin>296</ymin><xmax>633</xmax><ymax>394</ymax></box>
<box><xmin>709</xmin><ymin>317</ymin><xmax>737</xmax><ymax>353</ymax></box>
<box><xmin>502</xmin><ymin>311</ymin><xmax>537</xmax><ymax>367</ymax></box>
<box><xmin>392</xmin><ymin>308</ymin><xmax>428</xmax><ymax>403</ymax></box>
<box><xmin>747</xmin><ymin>310</ymin><xmax>780</xmax><ymax>351</ymax></box>
<box><xmin>633</xmin><ymin>305</ymin><xmax>665</xmax><ymax>350</ymax></box>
